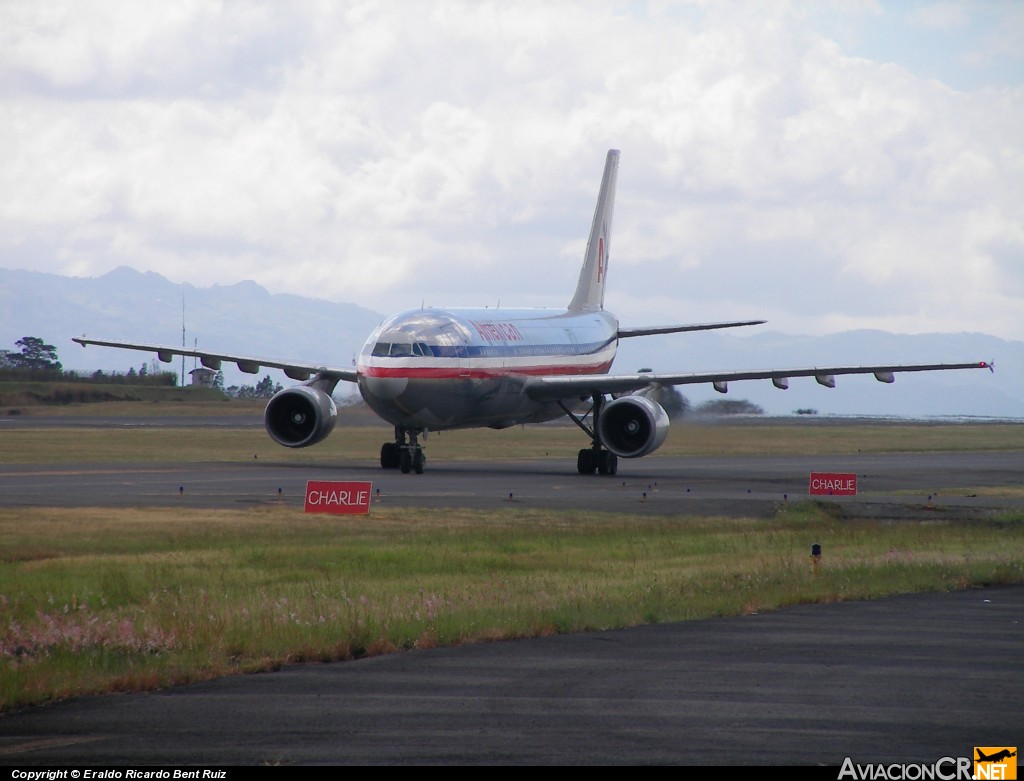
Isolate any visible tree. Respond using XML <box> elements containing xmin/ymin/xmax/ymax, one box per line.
<box><xmin>4</xmin><ymin>336</ymin><xmax>62</xmax><ymax>372</ymax></box>
<box><xmin>254</xmin><ymin>375</ymin><xmax>282</xmax><ymax>398</ymax></box>
<box><xmin>230</xmin><ymin>375</ymin><xmax>283</xmax><ymax>398</ymax></box>
<box><xmin>642</xmin><ymin>382</ymin><xmax>690</xmax><ymax>420</ymax></box>
<box><xmin>694</xmin><ymin>398</ymin><xmax>764</xmax><ymax>416</ymax></box>
<box><xmin>658</xmin><ymin>385</ymin><xmax>691</xmax><ymax>420</ymax></box>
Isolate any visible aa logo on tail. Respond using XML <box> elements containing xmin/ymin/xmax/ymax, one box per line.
<box><xmin>974</xmin><ymin>747</ymin><xmax>1017</xmax><ymax>780</ymax></box>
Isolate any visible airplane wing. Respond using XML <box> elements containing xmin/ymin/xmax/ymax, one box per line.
<box><xmin>71</xmin><ymin>337</ymin><xmax>359</xmax><ymax>383</ymax></box>
<box><xmin>525</xmin><ymin>361</ymin><xmax>993</xmax><ymax>401</ymax></box>
<box><xmin>618</xmin><ymin>320</ymin><xmax>766</xmax><ymax>338</ymax></box>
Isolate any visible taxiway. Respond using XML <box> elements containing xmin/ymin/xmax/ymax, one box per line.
<box><xmin>1</xmin><ymin>449</ymin><xmax>1021</xmax><ymax>519</ymax></box>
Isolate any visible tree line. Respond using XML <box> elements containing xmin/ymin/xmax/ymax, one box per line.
<box><xmin>2</xmin><ymin>336</ymin><xmax>285</xmax><ymax>398</ymax></box>
<box><xmin>1</xmin><ymin>336</ymin><xmax>177</xmax><ymax>385</ymax></box>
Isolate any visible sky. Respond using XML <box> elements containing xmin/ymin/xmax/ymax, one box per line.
<box><xmin>1</xmin><ymin>0</ymin><xmax>1022</xmax><ymax>340</ymax></box>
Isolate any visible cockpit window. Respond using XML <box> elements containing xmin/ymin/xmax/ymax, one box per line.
<box><xmin>366</xmin><ymin>316</ymin><xmax>452</xmax><ymax>359</ymax></box>
<box><xmin>371</xmin><ymin>341</ymin><xmax>432</xmax><ymax>358</ymax></box>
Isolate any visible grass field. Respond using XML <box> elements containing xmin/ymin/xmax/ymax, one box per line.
<box><xmin>1</xmin><ymin>412</ymin><xmax>1022</xmax><ymax>711</ymax></box>
<box><xmin>3</xmin><ymin>411</ymin><xmax>1022</xmax><ymax>465</ymax></box>
<box><xmin>0</xmin><ymin>382</ymin><xmax>230</xmax><ymax>410</ymax></box>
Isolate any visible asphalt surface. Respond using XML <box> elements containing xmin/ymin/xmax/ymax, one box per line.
<box><xmin>2</xmin><ymin>586</ymin><xmax>1021</xmax><ymax>765</ymax></box>
<box><xmin>2</xmin><ymin>449</ymin><xmax>1022</xmax><ymax>520</ymax></box>
<box><xmin>1</xmin><ymin>417</ymin><xmax>1022</xmax><ymax>765</ymax></box>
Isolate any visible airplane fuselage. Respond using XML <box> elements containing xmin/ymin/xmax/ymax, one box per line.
<box><xmin>356</xmin><ymin>307</ymin><xmax>618</xmax><ymax>430</ymax></box>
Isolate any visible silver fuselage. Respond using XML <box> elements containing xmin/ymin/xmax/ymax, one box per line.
<box><xmin>356</xmin><ymin>307</ymin><xmax>618</xmax><ymax>430</ymax></box>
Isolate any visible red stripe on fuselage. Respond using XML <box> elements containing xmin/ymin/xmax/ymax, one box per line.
<box><xmin>359</xmin><ymin>361</ymin><xmax>614</xmax><ymax>379</ymax></box>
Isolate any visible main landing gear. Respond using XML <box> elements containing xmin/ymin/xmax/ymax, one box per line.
<box><xmin>576</xmin><ymin>446</ymin><xmax>618</xmax><ymax>475</ymax></box>
<box><xmin>380</xmin><ymin>426</ymin><xmax>426</xmax><ymax>474</ymax></box>
<box><xmin>560</xmin><ymin>395</ymin><xmax>618</xmax><ymax>476</ymax></box>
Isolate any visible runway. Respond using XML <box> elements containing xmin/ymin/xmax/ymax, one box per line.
<box><xmin>2</xmin><ymin>420</ymin><xmax>1022</xmax><ymax>765</ymax></box>
<box><xmin>2</xmin><ymin>449</ymin><xmax>1022</xmax><ymax>519</ymax></box>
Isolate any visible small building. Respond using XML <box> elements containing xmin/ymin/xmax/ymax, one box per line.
<box><xmin>189</xmin><ymin>367</ymin><xmax>218</xmax><ymax>388</ymax></box>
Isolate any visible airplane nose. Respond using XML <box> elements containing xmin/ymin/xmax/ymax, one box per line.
<box><xmin>363</xmin><ymin>376</ymin><xmax>408</xmax><ymax>400</ymax></box>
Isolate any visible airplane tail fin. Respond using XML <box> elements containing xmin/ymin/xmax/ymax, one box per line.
<box><xmin>569</xmin><ymin>149</ymin><xmax>619</xmax><ymax>312</ymax></box>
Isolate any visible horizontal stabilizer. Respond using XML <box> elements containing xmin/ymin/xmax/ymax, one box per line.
<box><xmin>618</xmin><ymin>320</ymin><xmax>766</xmax><ymax>338</ymax></box>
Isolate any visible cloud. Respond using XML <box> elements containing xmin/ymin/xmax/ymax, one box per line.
<box><xmin>1</xmin><ymin>0</ymin><xmax>1021</xmax><ymax>339</ymax></box>
<box><xmin>907</xmin><ymin>2</ymin><xmax>970</xmax><ymax>31</ymax></box>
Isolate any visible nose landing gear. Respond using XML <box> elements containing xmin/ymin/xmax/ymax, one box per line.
<box><xmin>380</xmin><ymin>426</ymin><xmax>426</xmax><ymax>474</ymax></box>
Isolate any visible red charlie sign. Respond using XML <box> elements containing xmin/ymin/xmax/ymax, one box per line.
<box><xmin>304</xmin><ymin>480</ymin><xmax>372</xmax><ymax>514</ymax></box>
<box><xmin>809</xmin><ymin>472</ymin><xmax>857</xmax><ymax>496</ymax></box>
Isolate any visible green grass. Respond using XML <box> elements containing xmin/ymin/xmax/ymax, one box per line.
<box><xmin>2</xmin><ymin>503</ymin><xmax>1022</xmax><ymax>711</ymax></box>
<box><xmin>2</xmin><ymin>420</ymin><xmax>1022</xmax><ymax>465</ymax></box>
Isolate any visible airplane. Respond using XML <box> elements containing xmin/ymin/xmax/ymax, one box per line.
<box><xmin>74</xmin><ymin>149</ymin><xmax>993</xmax><ymax>475</ymax></box>
<box><xmin>977</xmin><ymin>750</ymin><xmax>1016</xmax><ymax>763</ymax></box>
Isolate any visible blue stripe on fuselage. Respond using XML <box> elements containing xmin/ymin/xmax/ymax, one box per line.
<box><xmin>429</xmin><ymin>337</ymin><xmax>615</xmax><ymax>359</ymax></box>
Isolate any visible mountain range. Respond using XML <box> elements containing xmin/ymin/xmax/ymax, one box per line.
<box><xmin>2</xmin><ymin>266</ymin><xmax>1021</xmax><ymax>418</ymax></box>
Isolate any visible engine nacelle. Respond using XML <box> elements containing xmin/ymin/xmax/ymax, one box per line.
<box><xmin>265</xmin><ymin>385</ymin><xmax>338</xmax><ymax>448</ymax></box>
<box><xmin>598</xmin><ymin>395</ymin><xmax>670</xmax><ymax>458</ymax></box>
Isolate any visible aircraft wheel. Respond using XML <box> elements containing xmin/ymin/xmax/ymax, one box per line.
<box><xmin>413</xmin><ymin>448</ymin><xmax>425</xmax><ymax>474</ymax></box>
<box><xmin>381</xmin><ymin>442</ymin><xmax>400</xmax><ymax>469</ymax></box>
<box><xmin>577</xmin><ymin>448</ymin><xmax>596</xmax><ymax>475</ymax></box>
<box><xmin>597</xmin><ymin>450</ymin><xmax>618</xmax><ymax>476</ymax></box>
<box><xmin>399</xmin><ymin>449</ymin><xmax>412</xmax><ymax>474</ymax></box>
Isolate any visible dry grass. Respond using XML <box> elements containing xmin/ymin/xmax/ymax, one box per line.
<box><xmin>2</xmin><ymin>503</ymin><xmax>1022</xmax><ymax>710</ymax></box>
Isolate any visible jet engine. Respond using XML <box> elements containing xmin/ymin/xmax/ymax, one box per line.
<box><xmin>597</xmin><ymin>395</ymin><xmax>670</xmax><ymax>458</ymax></box>
<box><xmin>265</xmin><ymin>385</ymin><xmax>338</xmax><ymax>448</ymax></box>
